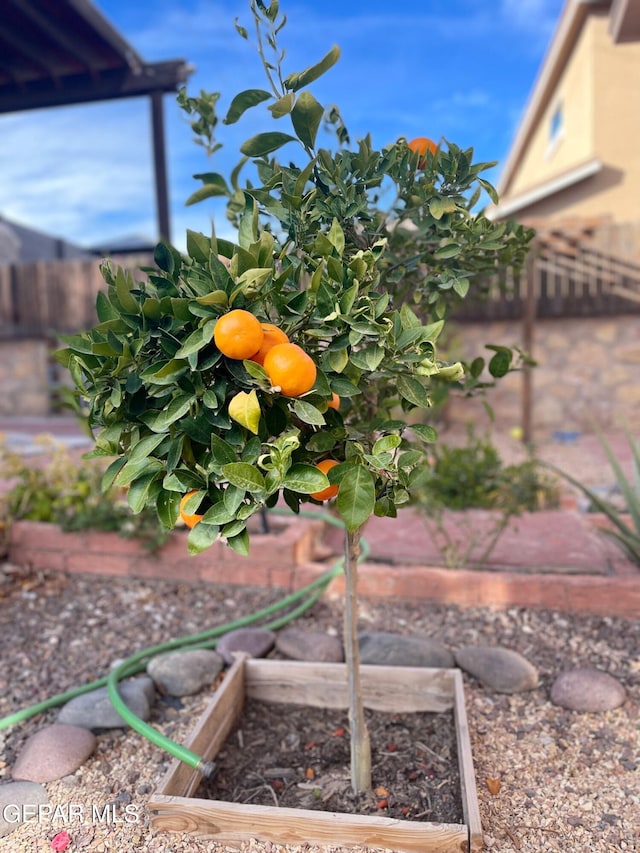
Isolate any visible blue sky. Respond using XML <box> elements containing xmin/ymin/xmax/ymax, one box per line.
<box><xmin>0</xmin><ymin>0</ymin><xmax>565</xmax><ymax>252</ymax></box>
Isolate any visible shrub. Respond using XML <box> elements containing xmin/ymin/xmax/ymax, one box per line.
<box><xmin>0</xmin><ymin>439</ymin><xmax>170</xmax><ymax>551</ymax></box>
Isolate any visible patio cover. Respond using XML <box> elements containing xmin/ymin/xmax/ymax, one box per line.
<box><xmin>0</xmin><ymin>0</ymin><xmax>192</xmax><ymax>242</ymax></box>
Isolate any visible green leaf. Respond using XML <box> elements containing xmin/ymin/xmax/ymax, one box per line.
<box><xmin>397</xmin><ymin>375</ymin><xmax>430</xmax><ymax>408</ymax></box>
<box><xmin>140</xmin><ymin>393</ymin><xmax>193</xmax><ymax>432</ymax></box>
<box><xmin>373</xmin><ymin>435</ymin><xmax>401</xmax><ymax>455</ymax></box>
<box><xmin>154</xmin><ymin>242</ymin><xmax>175</xmax><ymax>275</ymax></box>
<box><xmin>228</xmin><ymin>389</ymin><xmax>261</xmax><ymax>434</ymax></box>
<box><xmin>128</xmin><ymin>472</ymin><xmax>161</xmax><ymax>514</ymax></box>
<box><xmin>240</xmin><ymin>132</ymin><xmax>297</xmax><ymax>157</ymax></box>
<box><xmin>221</xmin><ymin>462</ymin><xmax>266</xmax><ymax>493</ymax></box>
<box><xmin>429</xmin><ymin>197</ymin><xmax>457</xmax><ymax>220</ymax></box>
<box><xmin>433</xmin><ymin>242</ymin><xmax>461</xmax><ymax>260</ymax></box>
<box><xmin>210</xmin><ymin>434</ymin><xmax>237</xmax><ymax>466</ymax></box>
<box><xmin>186</xmin><ymin>184</ymin><xmax>229</xmax><ymax>206</ymax></box>
<box><xmin>335</xmin><ymin>463</ymin><xmax>376</xmax><ymax>532</ymax></box>
<box><xmin>488</xmin><ymin>350</ymin><xmax>511</xmax><ymax>378</ymax></box>
<box><xmin>269</xmin><ymin>92</ymin><xmax>296</xmax><ymax>118</ymax></box>
<box><xmin>226</xmin><ymin>528</ymin><xmax>250</xmax><ymax>555</ymax></box>
<box><xmin>202</xmin><ymin>500</ymin><xmax>236</xmax><ymax>526</ymax></box>
<box><xmin>174</xmin><ymin>327</ymin><xmax>207</xmax><ymax>359</ymax></box>
<box><xmin>453</xmin><ymin>278</ymin><xmax>470</xmax><ymax>298</ymax></box>
<box><xmin>224</xmin><ymin>89</ymin><xmax>271</xmax><ymax>125</ymax></box>
<box><xmin>187</xmin><ymin>522</ymin><xmax>220</xmax><ymax>554</ymax></box>
<box><xmin>412</xmin><ymin>423</ymin><xmax>438</xmax><ymax>443</ymax></box>
<box><xmin>102</xmin><ymin>457</ymin><xmax>127</xmax><ymax>492</ymax></box>
<box><xmin>186</xmin><ymin>230</ymin><xmax>211</xmax><ymax>264</ymax></box>
<box><xmin>292</xmin><ymin>399</ymin><xmax>325</xmax><ymax>426</ymax></box>
<box><xmin>478</xmin><ymin>177</ymin><xmax>500</xmax><ymax>205</ymax></box>
<box><xmin>284</xmin><ymin>463</ymin><xmax>330</xmax><ymax>494</ymax></box>
<box><xmin>157</xmin><ymin>489</ymin><xmax>181</xmax><ymax>528</ymax></box>
<box><xmin>129</xmin><ymin>433</ymin><xmax>166</xmax><ymax>462</ymax></box>
<box><xmin>291</xmin><ymin>91</ymin><xmax>324</xmax><ymax>150</ymax></box>
<box><xmin>114</xmin><ymin>457</ymin><xmax>164</xmax><ymax>487</ymax></box>
<box><xmin>284</xmin><ymin>45</ymin><xmax>341</xmax><ymax>92</ymax></box>
<box><xmin>328</xmin><ymin>348</ymin><xmax>349</xmax><ymax>374</ymax></box>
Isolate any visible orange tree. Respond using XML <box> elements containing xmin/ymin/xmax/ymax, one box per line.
<box><xmin>59</xmin><ymin>0</ymin><xmax>532</xmax><ymax>794</ymax></box>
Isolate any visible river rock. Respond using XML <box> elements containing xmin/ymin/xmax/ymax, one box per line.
<box><xmin>216</xmin><ymin>627</ymin><xmax>277</xmax><ymax>664</ymax></box>
<box><xmin>0</xmin><ymin>781</ymin><xmax>48</xmax><ymax>837</ymax></box>
<box><xmin>12</xmin><ymin>724</ymin><xmax>96</xmax><ymax>783</ymax></box>
<box><xmin>276</xmin><ymin>627</ymin><xmax>344</xmax><ymax>662</ymax></box>
<box><xmin>147</xmin><ymin>649</ymin><xmax>224</xmax><ymax>696</ymax></box>
<box><xmin>358</xmin><ymin>631</ymin><xmax>455</xmax><ymax>668</ymax></box>
<box><xmin>455</xmin><ymin>645</ymin><xmax>539</xmax><ymax>693</ymax></box>
<box><xmin>57</xmin><ymin>677</ymin><xmax>154</xmax><ymax>729</ymax></box>
<box><xmin>550</xmin><ymin>668</ymin><xmax>626</xmax><ymax>712</ymax></box>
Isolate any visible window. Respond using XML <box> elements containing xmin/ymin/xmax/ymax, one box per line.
<box><xmin>549</xmin><ymin>102</ymin><xmax>564</xmax><ymax>144</ymax></box>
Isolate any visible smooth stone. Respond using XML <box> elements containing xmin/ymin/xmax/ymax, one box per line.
<box><xmin>455</xmin><ymin>645</ymin><xmax>539</xmax><ymax>693</ymax></box>
<box><xmin>358</xmin><ymin>631</ymin><xmax>455</xmax><ymax>668</ymax></box>
<box><xmin>275</xmin><ymin>627</ymin><xmax>344</xmax><ymax>662</ymax></box>
<box><xmin>216</xmin><ymin>627</ymin><xmax>277</xmax><ymax>665</ymax></box>
<box><xmin>0</xmin><ymin>781</ymin><xmax>48</xmax><ymax>837</ymax></box>
<box><xmin>12</xmin><ymin>724</ymin><xmax>96</xmax><ymax>783</ymax></box>
<box><xmin>550</xmin><ymin>668</ymin><xmax>626</xmax><ymax>712</ymax></box>
<box><xmin>57</xmin><ymin>677</ymin><xmax>154</xmax><ymax>729</ymax></box>
<box><xmin>147</xmin><ymin>649</ymin><xmax>224</xmax><ymax>696</ymax></box>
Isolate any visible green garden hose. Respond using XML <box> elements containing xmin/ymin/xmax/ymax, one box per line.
<box><xmin>1</xmin><ymin>508</ymin><xmax>370</xmax><ymax>777</ymax></box>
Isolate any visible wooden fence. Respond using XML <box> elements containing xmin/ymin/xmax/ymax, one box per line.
<box><xmin>0</xmin><ymin>253</ymin><xmax>153</xmax><ymax>339</ymax></box>
<box><xmin>454</xmin><ymin>220</ymin><xmax>640</xmax><ymax>322</ymax></box>
<box><xmin>1</xmin><ymin>221</ymin><xmax>640</xmax><ymax>338</ymax></box>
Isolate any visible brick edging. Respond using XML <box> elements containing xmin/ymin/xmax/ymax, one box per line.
<box><xmin>8</xmin><ymin>519</ymin><xmax>639</xmax><ymax>618</ymax></box>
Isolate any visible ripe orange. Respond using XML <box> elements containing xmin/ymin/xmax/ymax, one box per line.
<box><xmin>407</xmin><ymin>136</ymin><xmax>437</xmax><ymax>168</ymax></box>
<box><xmin>327</xmin><ymin>392</ymin><xmax>340</xmax><ymax>410</ymax></box>
<box><xmin>214</xmin><ymin>309</ymin><xmax>264</xmax><ymax>360</ymax></box>
<box><xmin>180</xmin><ymin>490</ymin><xmax>203</xmax><ymax>528</ymax></box>
<box><xmin>249</xmin><ymin>323</ymin><xmax>289</xmax><ymax>366</ymax></box>
<box><xmin>263</xmin><ymin>342</ymin><xmax>317</xmax><ymax>397</ymax></box>
<box><xmin>309</xmin><ymin>459</ymin><xmax>340</xmax><ymax>501</ymax></box>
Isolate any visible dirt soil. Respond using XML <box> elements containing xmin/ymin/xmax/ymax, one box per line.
<box><xmin>199</xmin><ymin>699</ymin><xmax>462</xmax><ymax>824</ymax></box>
<box><xmin>1</xmin><ymin>565</ymin><xmax>638</xmax><ymax>852</ymax></box>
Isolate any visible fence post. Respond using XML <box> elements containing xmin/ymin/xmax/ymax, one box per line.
<box><xmin>521</xmin><ymin>246</ymin><xmax>538</xmax><ymax>444</ymax></box>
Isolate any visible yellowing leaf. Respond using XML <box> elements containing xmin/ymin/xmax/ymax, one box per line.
<box><xmin>228</xmin><ymin>389</ymin><xmax>261</xmax><ymax>435</ymax></box>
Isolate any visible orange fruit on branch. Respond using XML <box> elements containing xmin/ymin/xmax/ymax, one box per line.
<box><xmin>263</xmin><ymin>342</ymin><xmax>317</xmax><ymax>397</ymax></box>
<box><xmin>214</xmin><ymin>309</ymin><xmax>264</xmax><ymax>360</ymax></box>
<box><xmin>249</xmin><ymin>323</ymin><xmax>289</xmax><ymax>366</ymax></box>
<box><xmin>309</xmin><ymin>458</ymin><xmax>340</xmax><ymax>501</ymax></box>
<box><xmin>180</xmin><ymin>490</ymin><xmax>204</xmax><ymax>528</ymax></box>
<box><xmin>327</xmin><ymin>392</ymin><xmax>340</xmax><ymax>410</ymax></box>
<box><xmin>407</xmin><ymin>136</ymin><xmax>437</xmax><ymax>168</ymax></box>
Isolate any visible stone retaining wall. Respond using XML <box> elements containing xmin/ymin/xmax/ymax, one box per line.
<box><xmin>444</xmin><ymin>314</ymin><xmax>640</xmax><ymax>434</ymax></box>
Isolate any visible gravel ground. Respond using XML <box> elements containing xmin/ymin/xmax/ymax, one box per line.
<box><xmin>1</xmin><ymin>564</ymin><xmax>638</xmax><ymax>853</ymax></box>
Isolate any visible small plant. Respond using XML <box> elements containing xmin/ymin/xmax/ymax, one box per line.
<box><xmin>0</xmin><ymin>439</ymin><xmax>171</xmax><ymax>552</ymax></box>
<box><xmin>547</xmin><ymin>428</ymin><xmax>640</xmax><ymax>565</ymax></box>
<box><xmin>414</xmin><ymin>426</ymin><xmax>559</xmax><ymax>567</ymax></box>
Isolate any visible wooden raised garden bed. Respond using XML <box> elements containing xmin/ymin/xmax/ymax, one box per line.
<box><xmin>149</xmin><ymin>656</ymin><xmax>482</xmax><ymax>853</ymax></box>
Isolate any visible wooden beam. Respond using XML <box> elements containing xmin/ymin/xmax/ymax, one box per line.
<box><xmin>151</xmin><ymin>90</ymin><xmax>171</xmax><ymax>243</ymax></box>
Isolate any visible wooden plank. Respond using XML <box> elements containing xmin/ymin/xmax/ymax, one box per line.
<box><xmin>453</xmin><ymin>670</ymin><xmax>483</xmax><ymax>852</ymax></box>
<box><xmin>153</xmin><ymin>653</ymin><xmax>246</xmax><ymax>799</ymax></box>
<box><xmin>245</xmin><ymin>660</ymin><xmax>455</xmax><ymax>713</ymax></box>
<box><xmin>149</xmin><ymin>660</ymin><xmax>482</xmax><ymax>852</ymax></box>
<box><xmin>149</xmin><ymin>795</ymin><xmax>468</xmax><ymax>853</ymax></box>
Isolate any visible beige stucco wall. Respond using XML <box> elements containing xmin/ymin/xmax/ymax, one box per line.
<box><xmin>501</xmin><ymin>11</ymin><xmax>640</xmax><ymax>224</ymax></box>
<box><xmin>444</xmin><ymin>315</ymin><xmax>640</xmax><ymax>435</ymax></box>
<box><xmin>508</xmin><ymin>14</ymin><xmax>596</xmax><ymax>199</ymax></box>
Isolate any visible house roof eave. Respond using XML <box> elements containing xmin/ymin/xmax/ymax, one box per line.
<box><xmin>496</xmin><ymin>0</ymin><xmax>610</xmax><ymax>198</ymax></box>
<box><xmin>488</xmin><ymin>157</ymin><xmax>603</xmax><ymax>220</ymax></box>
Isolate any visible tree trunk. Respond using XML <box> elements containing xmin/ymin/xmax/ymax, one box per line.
<box><xmin>343</xmin><ymin>526</ymin><xmax>371</xmax><ymax>793</ymax></box>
